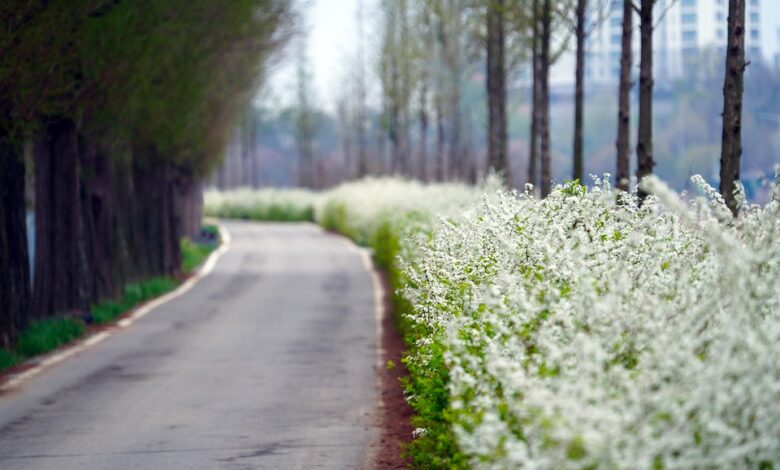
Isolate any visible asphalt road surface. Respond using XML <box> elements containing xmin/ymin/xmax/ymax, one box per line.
<box><xmin>0</xmin><ymin>221</ymin><xmax>379</xmax><ymax>469</ymax></box>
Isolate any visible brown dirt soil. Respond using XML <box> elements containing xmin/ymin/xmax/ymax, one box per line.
<box><xmin>369</xmin><ymin>269</ymin><xmax>414</xmax><ymax>469</ymax></box>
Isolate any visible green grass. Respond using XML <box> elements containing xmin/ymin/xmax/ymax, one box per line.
<box><xmin>0</xmin><ymin>349</ymin><xmax>20</xmax><ymax>370</ymax></box>
<box><xmin>0</xmin><ymin>226</ymin><xmax>221</xmax><ymax>373</ymax></box>
<box><xmin>90</xmin><ymin>277</ymin><xmax>177</xmax><ymax>324</ymax></box>
<box><xmin>16</xmin><ymin>318</ymin><xmax>86</xmax><ymax>357</ymax></box>
<box><xmin>182</xmin><ymin>238</ymin><xmax>215</xmax><ymax>272</ymax></box>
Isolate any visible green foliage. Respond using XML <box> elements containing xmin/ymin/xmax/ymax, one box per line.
<box><xmin>16</xmin><ymin>318</ymin><xmax>86</xmax><ymax>358</ymax></box>
<box><xmin>0</xmin><ymin>349</ymin><xmax>20</xmax><ymax>370</ymax></box>
<box><xmin>181</xmin><ymin>237</ymin><xmax>216</xmax><ymax>273</ymax></box>
<box><xmin>92</xmin><ymin>231</ymin><xmax>218</xmax><ymax>324</ymax></box>
<box><xmin>0</xmin><ymin>0</ymin><xmax>291</xmax><ymax>175</ymax></box>
<box><xmin>90</xmin><ymin>277</ymin><xmax>172</xmax><ymax>325</ymax></box>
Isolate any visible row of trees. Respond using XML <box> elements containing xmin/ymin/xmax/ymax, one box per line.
<box><xmin>329</xmin><ymin>0</ymin><xmax>747</xmax><ymax>209</ymax></box>
<box><xmin>0</xmin><ymin>1</ymin><xmax>291</xmax><ymax>347</ymax></box>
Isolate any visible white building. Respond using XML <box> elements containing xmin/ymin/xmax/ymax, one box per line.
<box><xmin>549</xmin><ymin>0</ymin><xmax>779</xmax><ymax>88</ymax></box>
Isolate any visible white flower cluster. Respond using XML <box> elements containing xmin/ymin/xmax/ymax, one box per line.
<box><xmin>313</xmin><ymin>176</ymin><xmax>498</xmax><ymax>247</ymax></box>
<box><xmin>403</xmin><ymin>175</ymin><xmax>780</xmax><ymax>469</ymax></box>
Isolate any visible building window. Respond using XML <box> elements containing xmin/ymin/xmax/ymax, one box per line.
<box><xmin>682</xmin><ymin>30</ymin><xmax>697</xmax><ymax>42</ymax></box>
<box><xmin>682</xmin><ymin>13</ymin><xmax>696</xmax><ymax>24</ymax></box>
<box><xmin>750</xmin><ymin>46</ymin><xmax>761</xmax><ymax>57</ymax></box>
<box><xmin>682</xmin><ymin>0</ymin><xmax>695</xmax><ymax>7</ymax></box>
<box><xmin>611</xmin><ymin>34</ymin><xmax>621</xmax><ymax>45</ymax></box>
<box><xmin>611</xmin><ymin>16</ymin><xmax>622</xmax><ymax>28</ymax></box>
<box><xmin>611</xmin><ymin>0</ymin><xmax>621</xmax><ymax>11</ymax></box>
<box><xmin>717</xmin><ymin>29</ymin><xmax>724</xmax><ymax>39</ymax></box>
<box><xmin>750</xmin><ymin>12</ymin><xmax>759</xmax><ymax>23</ymax></box>
<box><xmin>750</xmin><ymin>0</ymin><xmax>758</xmax><ymax>5</ymax></box>
<box><xmin>751</xmin><ymin>29</ymin><xmax>759</xmax><ymax>40</ymax></box>
<box><xmin>716</xmin><ymin>12</ymin><xmax>724</xmax><ymax>21</ymax></box>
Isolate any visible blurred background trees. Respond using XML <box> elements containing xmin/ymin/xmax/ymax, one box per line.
<box><xmin>218</xmin><ymin>0</ymin><xmax>772</xmax><ymax>201</ymax></box>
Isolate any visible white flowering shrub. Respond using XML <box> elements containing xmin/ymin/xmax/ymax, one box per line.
<box><xmin>403</xmin><ymin>175</ymin><xmax>780</xmax><ymax>469</ymax></box>
<box><xmin>205</xmin><ymin>174</ymin><xmax>780</xmax><ymax>469</ymax></box>
<box><xmin>204</xmin><ymin>187</ymin><xmax>317</xmax><ymax>221</ymax></box>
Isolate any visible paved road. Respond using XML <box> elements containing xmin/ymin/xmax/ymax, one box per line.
<box><xmin>0</xmin><ymin>221</ymin><xmax>379</xmax><ymax>469</ymax></box>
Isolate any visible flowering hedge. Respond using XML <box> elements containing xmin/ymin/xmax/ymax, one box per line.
<box><xmin>205</xmin><ymin>175</ymin><xmax>780</xmax><ymax>469</ymax></box>
<box><xmin>204</xmin><ymin>187</ymin><xmax>316</xmax><ymax>221</ymax></box>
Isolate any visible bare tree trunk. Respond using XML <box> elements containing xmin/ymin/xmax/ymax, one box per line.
<box><xmin>572</xmin><ymin>0</ymin><xmax>586</xmax><ymax>183</ymax></box>
<box><xmin>486</xmin><ymin>0</ymin><xmax>509</xmax><ymax>182</ymax></box>
<box><xmin>337</xmin><ymin>98</ymin><xmax>354</xmax><ymax>180</ymax></box>
<box><xmin>32</xmin><ymin>118</ymin><xmax>92</xmax><ymax>317</ymax></box>
<box><xmin>449</xmin><ymin>77</ymin><xmax>462</xmax><ymax>180</ymax></box>
<box><xmin>719</xmin><ymin>0</ymin><xmax>745</xmax><ymax>216</ymax></box>
<box><xmin>616</xmin><ymin>0</ymin><xmax>633</xmax><ymax>192</ymax></box>
<box><xmin>356</xmin><ymin>0</ymin><xmax>368</xmax><ymax>178</ymax></box>
<box><xmin>435</xmin><ymin>10</ymin><xmax>448</xmax><ymax>181</ymax></box>
<box><xmin>446</xmin><ymin>3</ymin><xmax>462</xmax><ymax>181</ymax></box>
<box><xmin>636</xmin><ymin>0</ymin><xmax>655</xmax><ymax>201</ymax></box>
<box><xmin>528</xmin><ymin>0</ymin><xmax>540</xmax><ymax>190</ymax></box>
<box><xmin>435</xmin><ymin>93</ymin><xmax>446</xmax><ymax>181</ymax></box>
<box><xmin>540</xmin><ymin>0</ymin><xmax>552</xmax><ymax>197</ymax></box>
<box><xmin>419</xmin><ymin>83</ymin><xmax>429</xmax><ymax>181</ymax></box>
<box><xmin>0</xmin><ymin>132</ymin><xmax>30</xmax><ymax>347</ymax></box>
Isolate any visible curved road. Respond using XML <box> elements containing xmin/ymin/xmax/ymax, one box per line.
<box><xmin>0</xmin><ymin>221</ymin><xmax>379</xmax><ymax>469</ymax></box>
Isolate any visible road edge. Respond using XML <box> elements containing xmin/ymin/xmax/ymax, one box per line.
<box><xmin>0</xmin><ymin>224</ymin><xmax>232</xmax><ymax>393</ymax></box>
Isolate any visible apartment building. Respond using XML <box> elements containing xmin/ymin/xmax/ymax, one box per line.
<box><xmin>573</xmin><ymin>0</ymin><xmax>774</xmax><ymax>86</ymax></box>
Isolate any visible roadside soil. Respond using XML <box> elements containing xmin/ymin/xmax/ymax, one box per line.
<box><xmin>370</xmin><ymin>269</ymin><xmax>414</xmax><ymax>469</ymax></box>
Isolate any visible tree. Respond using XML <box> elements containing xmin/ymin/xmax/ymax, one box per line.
<box><xmin>355</xmin><ymin>0</ymin><xmax>369</xmax><ymax>178</ymax></box>
<box><xmin>636</xmin><ymin>0</ymin><xmax>655</xmax><ymax>200</ymax></box>
<box><xmin>615</xmin><ymin>0</ymin><xmax>633</xmax><ymax>191</ymax></box>
<box><xmin>568</xmin><ymin>0</ymin><xmax>607</xmax><ymax>183</ymax></box>
<box><xmin>0</xmin><ymin>138</ymin><xmax>29</xmax><ymax>348</ymax></box>
<box><xmin>295</xmin><ymin>35</ymin><xmax>317</xmax><ymax>188</ymax></box>
<box><xmin>719</xmin><ymin>0</ymin><xmax>746</xmax><ymax>216</ymax></box>
<box><xmin>528</xmin><ymin>0</ymin><xmax>541</xmax><ymax>190</ymax></box>
<box><xmin>486</xmin><ymin>0</ymin><xmax>509</xmax><ymax>180</ymax></box>
<box><xmin>572</xmin><ymin>0</ymin><xmax>587</xmax><ymax>183</ymax></box>
<box><xmin>0</xmin><ymin>0</ymin><xmax>291</xmax><ymax>337</ymax></box>
<box><xmin>539</xmin><ymin>0</ymin><xmax>553</xmax><ymax>197</ymax></box>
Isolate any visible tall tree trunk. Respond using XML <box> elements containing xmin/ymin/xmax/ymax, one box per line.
<box><xmin>539</xmin><ymin>0</ymin><xmax>553</xmax><ymax>197</ymax></box>
<box><xmin>32</xmin><ymin>118</ymin><xmax>92</xmax><ymax>317</ymax></box>
<box><xmin>616</xmin><ymin>0</ymin><xmax>633</xmax><ymax>192</ymax></box>
<box><xmin>131</xmin><ymin>153</ymin><xmax>182</xmax><ymax>278</ymax></box>
<box><xmin>435</xmin><ymin>93</ymin><xmax>446</xmax><ymax>181</ymax></box>
<box><xmin>419</xmin><ymin>84</ymin><xmax>429</xmax><ymax>181</ymax></box>
<box><xmin>111</xmin><ymin>154</ymin><xmax>136</xmax><ymax>287</ymax></box>
<box><xmin>572</xmin><ymin>0</ymin><xmax>586</xmax><ymax>183</ymax></box>
<box><xmin>356</xmin><ymin>0</ymin><xmax>368</xmax><ymax>179</ymax></box>
<box><xmin>337</xmin><ymin>99</ymin><xmax>354</xmax><ymax>180</ymax></box>
<box><xmin>175</xmin><ymin>168</ymin><xmax>203</xmax><ymax>240</ymax></box>
<box><xmin>719</xmin><ymin>0</ymin><xmax>745</xmax><ymax>216</ymax></box>
<box><xmin>80</xmin><ymin>137</ymin><xmax>117</xmax><ymax>301</ymax></box>
<box><xmin>435</xmin><ymin>10</ymin><xmax>448</xmax><ymax>181</ymax></box>
<box><xmin>449</xmin><ymin>77</ymin><xmax>462</xmax><ymax>180</ymax></box>
<box><xmin>446</xmin><ymin>3</ymin><xmax>463</xmax><ymax>181</ymax></box>
<box><xmin>636</xmin><ymin>0</ymin><xmax>655</xmax><ymax>201</ymax></box>
<box><xmin>528</xmin><ymin>0</ymin><xmax>540</xmax><ymax>190</ymax></box>
<box><xmin>486</xmin><ymin>0</ymin><xmax>509</xmax><ymax>182</ymax></box>
<box><xmin>0</xmin><ymin>134</ymin><xmax>30</xmax><ymax>347</ymax></box>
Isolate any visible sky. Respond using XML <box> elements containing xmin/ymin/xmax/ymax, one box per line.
<box><xmin>261</xmin><ymin>0</ymin><xmax>780</xmax><ymax>111</ymax></box>
<box><xmin>261</xmin><ymin>0</ymin><xmax>372</xmax><ymax>112</ymax></box>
